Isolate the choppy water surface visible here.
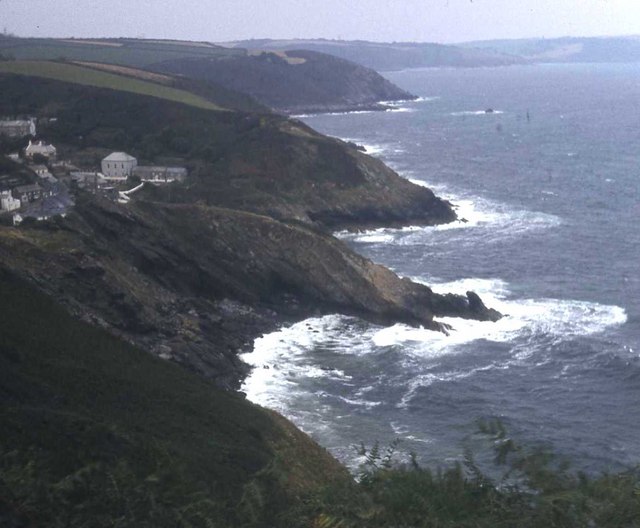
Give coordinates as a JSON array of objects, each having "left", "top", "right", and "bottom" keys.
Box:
[{"left": 242, "top": 64, "right": 640, "bottom": 472}]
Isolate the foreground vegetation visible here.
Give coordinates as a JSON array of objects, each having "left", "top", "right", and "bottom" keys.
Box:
[{"left": 315, "top": 427, "right": 640, "bottom": 528}]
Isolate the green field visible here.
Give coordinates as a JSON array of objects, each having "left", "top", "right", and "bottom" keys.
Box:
[
  {"left": 0, "top": 61, "right": 224, "bottom": 111},
  {"left": 0, "top": 37, "right": 244, "bottom": 67}
]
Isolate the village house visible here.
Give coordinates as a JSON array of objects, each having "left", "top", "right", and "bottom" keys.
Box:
[
  {"left": 24, "top": 140, "right": 57, "bottom": 161},
  {"left": 101, "top": 152, "right": 137, "bottom": 181},
  {"left": 70, "top": 171, "right": 107, "bottom": 192},
  {"left": 0, "top": 118, "right": 36, "bottom": 138},
  {"left": 132, "top": 165, "right": 188, "bottom": 184},
  {"left": 0, "top": 190, "right": 21, "bottom": 212},
  {"left": 28, "top": 164, "right": 55, "bottom": 181},
  {"left": 13, "top": 183, "right": 43, "bottom": 203}
]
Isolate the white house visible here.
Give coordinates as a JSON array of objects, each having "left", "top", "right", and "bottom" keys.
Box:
[
  {"left": 101, "top": 152, "right": 138, "bottom": 181},
  {"left": 24, "top": 140, "right": 57, "bottom": 160},
  {"left": 0, "top": 118, "right": 36, "bottom": 138},
  {"left": 0, "top": 190, "right": 21, "bottom": 212}
]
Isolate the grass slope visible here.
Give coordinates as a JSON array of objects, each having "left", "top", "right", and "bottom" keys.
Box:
[
  {"left": 0, "top": 36, "right": 244, "bottom": 68},
  {"left": 0, "top": 61, "right": 223, "bottom": 111},
  {"left": 0, "top": 269, "right": 352, "bottom": 527}
]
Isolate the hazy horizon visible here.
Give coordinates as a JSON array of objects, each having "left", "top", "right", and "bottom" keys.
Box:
[{"left": 2, "top": 0, "right": 639, "bottom": 45}]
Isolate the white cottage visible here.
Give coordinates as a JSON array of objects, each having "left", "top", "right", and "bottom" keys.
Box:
[
  {"left": 24, "top": 140, "right": 57, "bottom": 160},
  {"left": 0, "top": 190, "right": 21, "bottom": 212},
  {"left": 101, "top": 152, "right": 138, "bottom": 181}
]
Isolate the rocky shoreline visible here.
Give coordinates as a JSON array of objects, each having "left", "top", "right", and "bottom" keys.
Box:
[{"left": 0, "top": 195, "right": 500, "bottom": 391}]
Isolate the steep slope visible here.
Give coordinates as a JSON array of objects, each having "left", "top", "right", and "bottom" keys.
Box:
[
  {"left": 0, "top": 196, "right": 499, "bottom": 390},
  {"left": 228, "top": 39, "right": 527, "bottom": 71},
  {"left": 0, "top": 269, "right": 355, "bottom": 527},
  {"left": 0, "top": 72, "right": 453, "bottom": 231},
  {"left": 151, "top": 49, "right": 416, "bottom": 113}
]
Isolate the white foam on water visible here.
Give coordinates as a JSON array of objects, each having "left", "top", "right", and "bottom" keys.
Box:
[
  {"left": 410, "top": 176, "right": 561, "bottom": 234},
  {"left": 386, "top": 107, "right": 416, "bottom": 113},
  {"left": 379, "top": 96, "right": 439, "bottom": 106},
  {"left": 336, "top": 184, "right": 562, "bottom": 245},
  {"left": 336, "top": 137, "right": 396, "bottom": 157},
  {"left": 451, "top": 110, "right": 505, "bottom": 116},
  {"left": 243, "top": 276, "right": 627, "bottom": 413},
  {"left": 291, "top": 110, "right": 376, "bottom": 118},
  {"left": 372, "top": 277, "right": 627, "bottom": 361},
  {"left": 241, "top": 314, "right": 371, "bottom": 409}
]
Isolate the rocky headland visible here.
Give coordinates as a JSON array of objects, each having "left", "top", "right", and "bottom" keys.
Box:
[
  {"left": 150, "top": 48, "right": 417, "bottom": 114},
  {"left": 0, "top": 195, "right": 499, "bottom": 390}
]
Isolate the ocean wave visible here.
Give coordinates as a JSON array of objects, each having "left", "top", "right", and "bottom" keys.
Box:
[
  {"left": 379, "top": 96, "right": 440, "bottom": 106},
  {"left": 336, "top": 190, "right": 562, "bottom": 245},
  {"left": 373, "top": 277, "right": 627, "bottom": 358},
  {"left": 451, "top": 110, "right": 505, "bottom": 116},
  {"left": 242, "top": 276, "right": 627, "bottom": 413},
  {"left": 291, "top": 109, "right": 376, "bottom": 118},
  {"left": 386, "top": 107, "right": 416, "bottom": 113},
  {"left": 240, "top": 314, "right": 368, "bottom": 409}
]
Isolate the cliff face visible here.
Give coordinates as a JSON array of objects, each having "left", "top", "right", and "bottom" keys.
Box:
[
  {"left": 0, "top": 197, "right": 498, "bottom": 390},
  {"left": 151, "top": 49, "right": 417, "bottom": 113}
]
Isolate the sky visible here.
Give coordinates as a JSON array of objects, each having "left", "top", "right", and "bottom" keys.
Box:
[{"left": 1, "top": 0, "right": 639, "bottom": 44}]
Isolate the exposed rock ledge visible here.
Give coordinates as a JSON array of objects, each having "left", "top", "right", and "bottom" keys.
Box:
[{"left": 0, "top": 196, "right": 500, "bottom": 390}]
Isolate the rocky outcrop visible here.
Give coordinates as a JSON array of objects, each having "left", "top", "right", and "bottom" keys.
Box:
[
  {"left": 141, "top": 117, "right": 457, "bottom": 231},
  {"left": 0, "top": 196, "right": 499, "bottom": 389}
]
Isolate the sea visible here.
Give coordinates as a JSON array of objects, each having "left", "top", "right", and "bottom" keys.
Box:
[{"left": 241, "top": 63, "right": 640, "bottom": 474}]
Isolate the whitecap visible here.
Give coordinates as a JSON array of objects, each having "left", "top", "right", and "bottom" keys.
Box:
[
  {"left": 386, "top": 107, "right": 416, "bottom": 113},
  {"left": 372, "top": 276, "right": 627, "bottom": 360},
  {"left": 241, "top": 314, "right": 372, "bottom": 408},
  {"left": 451, "top": 110, "right": 505, "bottom": 116},
  {"left": 336, "top": 189, "right": 561, "bottom": 245}
]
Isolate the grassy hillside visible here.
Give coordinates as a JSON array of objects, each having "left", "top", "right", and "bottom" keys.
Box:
[
  {"left": 0, "top": 269, "right": 353, "bottom": 527},
  {"left": 0, "top": 36, "right": 244, "bottom": 67},
  {"left": 0, "top": 61, "right": 224, "bottom": 111}
]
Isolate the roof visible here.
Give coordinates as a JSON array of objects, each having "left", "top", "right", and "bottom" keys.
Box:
[
  {"left": 15, "top": 183, "right": 41, "bottom": 193},
  {"left": 25, "top": 141, "right": 56, "bottom": 152},
  {"left": 0, "top": 120, "right": 32, "bottom": 126},
  {"left": 103, "top": 152, "right": 137, "bottom": 162}
]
